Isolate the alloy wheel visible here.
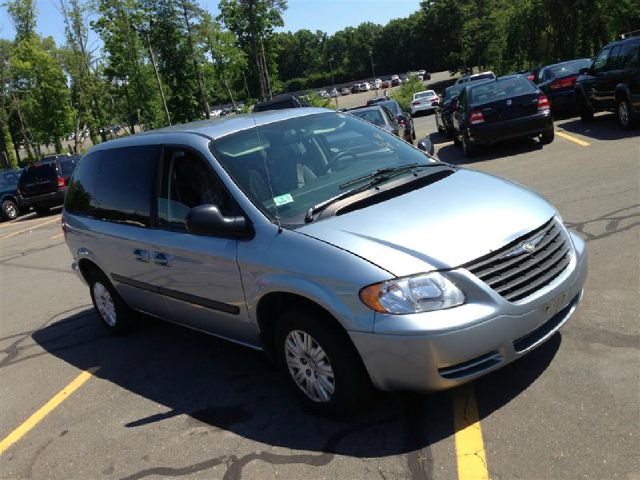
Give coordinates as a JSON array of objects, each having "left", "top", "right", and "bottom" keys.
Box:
[
  {"left": 618, "top": 101, "right": 629, "bottom": 127},
  {"left": 93, "top": 282, "right": 117, "bottom": 327}
]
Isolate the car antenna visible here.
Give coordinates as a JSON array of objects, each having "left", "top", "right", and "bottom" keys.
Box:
[{"left": 250, "top": 108, "right": 283, "bottom": 234}]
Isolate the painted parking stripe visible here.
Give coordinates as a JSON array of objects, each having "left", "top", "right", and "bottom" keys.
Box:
[
  {"left": 49, "top": 232, "right": 65, "bottom": 240},
  {"left": 0, "top": 368, "right": 98, "bottom": 455},
  {"left": 0, "top": 217, "right": 60, "bottom": 241},
  {"left": 556, "top": 131, "right": 591, "bottom": 147},
  {"left": 453, "top": 384, "right": 489, "bottom": 480}
]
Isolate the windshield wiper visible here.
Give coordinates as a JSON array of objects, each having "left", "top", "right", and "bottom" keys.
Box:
[
  {"left": 305, "top": 163, "right": 444, "bottom": 223},
  {"left": 338, "top": 163, "right": 438, "bottom": 190}
]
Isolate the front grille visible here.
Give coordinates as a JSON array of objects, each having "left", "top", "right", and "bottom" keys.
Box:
[{"left": 464, "top": 218, "right": 571, "bottom": 302}]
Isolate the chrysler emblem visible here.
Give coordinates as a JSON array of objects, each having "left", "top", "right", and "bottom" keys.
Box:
[
  {"left": 506, "top": 99, "right": 512, "bottom": 106},
  {"left": 522, "top": 242, "right": 536, "bottom": 253},
  {"left": 502, "top": 233, "right": 545, "bottom": 258}
]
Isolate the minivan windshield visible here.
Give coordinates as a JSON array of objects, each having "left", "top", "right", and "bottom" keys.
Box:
[{"left": 210, "top": 112, "right": 438, "bottom": 225}]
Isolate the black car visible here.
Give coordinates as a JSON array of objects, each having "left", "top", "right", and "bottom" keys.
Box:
[
  {"left": 574, "top": 34, "right": 639, "bottom": 128},
  {"left": 18, "top": 155, "right": 78, "bottom": 215},
  {"left": 375, "top": 99, "right": 416, "bottom": 143},
  {"left": 349, "top": 105, "right": 402, "bottom": 138},
  {"left": 452, "top": 75, "right": 554, "bottom": 156},
  {"left": 536, "top": 58, "right": 592, "bottom": 112},
  {"left": 253, "top": 94, "right": 305, "bottom": 112},
  {"left": 0, "top": 169, "right": 23, "bottom": 221},
  {"left": 435, "top": 84, "right": 465, "bottom": 138}
]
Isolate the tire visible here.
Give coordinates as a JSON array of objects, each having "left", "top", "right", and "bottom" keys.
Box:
[
  {"left": 1, "top": 199, "right": 19, "bottom": 221},
  {"left": 88, "top": 270, "right": 135, "bottom": 334},
  {"left": 462, "top": 134, "right": 476, "bottom": 157},
  {"left": 540, "top": 128, "right": 555, "bottom": 144},
  {"left": 616, "top": 97, "right": 636, "bottom": 129},
  {"left": 34, "top": 206, "right": 50, "bottom": 216},
  {"left": 453, "top": 130, "right": 462, "bottom": 147},
  {"left": 577, "top": 93, "right": 594, "bottom": 122},
  {"left": 275, "top": 305, "right": 372, "bottom": 416}
]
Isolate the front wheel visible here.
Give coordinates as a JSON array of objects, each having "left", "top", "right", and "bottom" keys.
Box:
[
  {"left": 1, "top": 199, "right": 19, "bottom": 221},
  {"left": 275, "top": 306, "right": 372, "bottom": 416},
  {"left": 616, "top": 97, "right": 636, "bottom": 129},
  {"left": 540, "top": 128, "right": 555, "bottom": 144}
]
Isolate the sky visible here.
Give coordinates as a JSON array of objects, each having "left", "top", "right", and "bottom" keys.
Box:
[{"left": 0, "top": 0, "right": 422, "bottom": 46}]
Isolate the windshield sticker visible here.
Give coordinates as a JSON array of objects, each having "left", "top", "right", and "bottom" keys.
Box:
[{"left": 273, "top": 193, "right": 294, "bottom": 206}]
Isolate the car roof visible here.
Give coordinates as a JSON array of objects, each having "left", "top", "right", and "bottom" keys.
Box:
[
  {"left": 542, "top": 58, "right": 591, "bottom": 69},
  {"left": 604, "top": 36, "right": 640, "bottom": 48},
  {"left": 89, "top": 107, "right": 332, "bottom": 151},
  {"left": 350, "top": 106, "right": 384, "bottom": 113}
]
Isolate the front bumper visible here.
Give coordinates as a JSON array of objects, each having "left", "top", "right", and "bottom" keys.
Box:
[
  {"left": 468, "top": 111, "right": 553, "bottom": 146},
  {"left": 350, "top": 230, "right": 587, "bottom": 392}
]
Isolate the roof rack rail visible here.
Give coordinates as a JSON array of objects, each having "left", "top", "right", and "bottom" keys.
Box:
[{"left": 620, "top": 30, "right": 640, "bottom": 39}]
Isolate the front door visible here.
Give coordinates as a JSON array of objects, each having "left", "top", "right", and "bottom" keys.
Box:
[{"left": 149, "top": 146, "right": 257, "bottom": 345}]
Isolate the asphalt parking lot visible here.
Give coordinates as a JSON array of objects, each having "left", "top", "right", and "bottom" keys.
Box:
[{"left": 0, "top": 106, "right": 638, "bottom": 479}]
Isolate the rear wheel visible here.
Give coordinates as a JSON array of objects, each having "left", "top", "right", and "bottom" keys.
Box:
[
  {"left": 1, "top": 199, "right": 19, "bottom": 221},
  {"left": 540, "top": 128, "right": 555, "bottom": 144},
  {"left": 616, "top": 97, "right": 635, "bottom": 129},
  {"left": 34, "top": 206, "right": 50, "bottom": 216},
  {"left": 275, "top": 306, "right": 372, "bottom": 416},
  {"left": 453, "top": 130, "right": 462, "bottom": 147},
  {"left": 88, "top": 270, "right": 135, "bottom": 333},
  {"left": 462, "top": 134, "right": 476, "bottom": 157}
]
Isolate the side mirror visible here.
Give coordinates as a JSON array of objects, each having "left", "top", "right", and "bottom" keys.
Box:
[
  {"left": 397, "top": 113, "right": 407, "bottom": 122},
  {"left": 579, "top": 67, "right": 590, "bottom": 75},
  {"left": 186, "top": 204, "right": 252, "bottom": 239},
  {"left": 417, "top": 138, "right": 435, "bottom": 156}
]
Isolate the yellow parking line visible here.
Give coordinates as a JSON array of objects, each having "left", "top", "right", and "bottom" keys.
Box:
[
  {"left": 556, "top": 130, "right": 590, "bottom": 147},
  {"left": 49, "top": 232, "right": 64, "bottom": 240},
  {"left": 453, "top": 384, "right": 489, "bottom": 480},
  {"left": 0, "top": 368, "right": 98, "bottom": 455},
  {"left": 0, "top": 217, "right": 59, "bottom": 241}
]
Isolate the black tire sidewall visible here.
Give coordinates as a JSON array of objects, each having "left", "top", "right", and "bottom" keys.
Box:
[
  {"left": 275, "top": 306, "right": 371, "bottom": 416},
  {"left": 88, "top": 270, "right": 133, "bottom": 334},
  {"left": 616, "top": 98, "right": 635, "bottom": 129}
]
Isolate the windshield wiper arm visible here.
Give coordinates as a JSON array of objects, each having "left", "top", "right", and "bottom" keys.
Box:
[
  {"left": 338, "top": 163, "right": 438, "bottom": 190},
  {"left": 305, "top": 180, "right": 382, "bottom": 223}
]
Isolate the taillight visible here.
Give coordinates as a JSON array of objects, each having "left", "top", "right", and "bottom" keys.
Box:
[
  {"left": 527, "top": 74, "right": 535, "bottom": 81},
  {"left": 398, "top": 119, "right": 406, "bottom": 126},
  {"left": 412, "top": 101, "right": 421, "bottom": 105},
  {"left": 57, "top": 176, "right": 66, "bottom": 188},
  {"left": 538, "top": 95, "right": 550, "bottom": 112},
  {"left": 549, "top": 75, "right": 577, "bottom": 90},
  {"left": 470, "top": 109, "right": 485, "bottom": 125}
]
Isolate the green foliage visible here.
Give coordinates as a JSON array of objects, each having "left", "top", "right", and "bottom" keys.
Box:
[
  {"left": 303, "top": 91, "right": 333, "bottom": 109},
  {"left": 391, "top": 76, "right": 425, "bottom": 111}
]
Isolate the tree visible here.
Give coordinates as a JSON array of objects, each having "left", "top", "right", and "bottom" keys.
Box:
[{"left": 217, "top": 0, "right": 287, "bottom": 99}]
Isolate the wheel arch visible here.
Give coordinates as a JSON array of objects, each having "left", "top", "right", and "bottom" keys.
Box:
[{"left": 614, "top": 84, "right": 631, "bottom": 102}]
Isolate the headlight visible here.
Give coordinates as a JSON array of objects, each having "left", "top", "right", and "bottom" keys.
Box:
[{"left": 359, "top": 272, "right": 465, "bottom": 314}]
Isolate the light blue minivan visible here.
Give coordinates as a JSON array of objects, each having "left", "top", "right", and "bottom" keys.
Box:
[{"left": 63, "top": 108, "right": 587, "bottom": 414}]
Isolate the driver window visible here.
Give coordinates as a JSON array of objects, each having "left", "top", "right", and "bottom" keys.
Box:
[
  {"left": 157, "top": 147, "right": 231, "bottom": 230},
  {"left": 592, "top": 48, "right": 610, "bottom": 72}
]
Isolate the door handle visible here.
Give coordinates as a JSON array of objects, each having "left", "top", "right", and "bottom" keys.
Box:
[
  {"left": 133, "top": 249, "right": 150, "bottom": 263},
  {"left": 153, "top": 252, "right": 172, "bottom": 267}
]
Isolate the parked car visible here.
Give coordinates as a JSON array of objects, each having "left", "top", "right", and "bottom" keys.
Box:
[
  {"left": 63, "top": 107, "right": 587, "bottom": 415},
  {"left": 253, "top": 94, "right": 305, "bottom": 112},
  {"left": 330, "top": 88, "right": 339, "bottom": 98},
  {"left": 452, "top": 74, "right": 554, "bottom": 156},
  {"left": 349, "top": 105, "right": 401, "bottom": 137},
  {"left": 423, "top": 71, "right": 431, "bottom": 81},
  {"left": 340, "top": 88, "right": 351, "bottom": 96},
  {"left": 0, "top": 169, "right": 23, "bottom": 221},
  {"left": 536, "top": 59, "right": 592, "bottom": 112},
  {"left": 391, "top": 75, "right": 401, "bottom": 87},
  {"left": 366, "top": 97, "right": 387, "bottom": 106},
  {"left": 351, "top": 84, "right": 360, "bottom": 94},
  {"left": 574, "top": 34, "right": 639, "bottom": 128},
  {"left": 358, "top": 82, "right": 371, "bottom": 92},
  {"left": 373, "top": 79, "right": 382, "bottom": 89},
  {"left": 381, "top": 80, "right": 391, "bottom": 88},
  {"left": 410, "top": 90, "right": 440, "bottom": 116},
  {"left": 17, "top": 155, "right": 79, "bottom": 215},
  {"left": 376, "top": 99, "right": 416, "bottom": 143},
  {"left": 455, "top": 71, "right": 496, "bottom": 85},
  {"left": 435, "top": 84, "right": 465, "bottom": 138}
]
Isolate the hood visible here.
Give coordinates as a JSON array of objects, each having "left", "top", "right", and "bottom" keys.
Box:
[{"left": 297, "top": 169, "right": 556, "bottom": 276}]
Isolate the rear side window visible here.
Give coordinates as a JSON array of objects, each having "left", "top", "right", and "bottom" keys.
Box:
[
  {"left": 352, "top": 110, "right": 385, "bottom": 126},
  {"left": 608, "top": 45, "right": 623, "bottom": 69},
  {"left": 65, "top": 152, "right": 101, "bottom": 215},
  {"left": 623, "top": 43, "right": 640, "bottom": 68},
  {"left": 93, "top": 146, "right": 160, "bottom": 227},
  {"left": 19, "top": 164, "right": 56, "bottom": 186},
  {"left": 58, "top": 158, "right": 77, "bottom": 176}
]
